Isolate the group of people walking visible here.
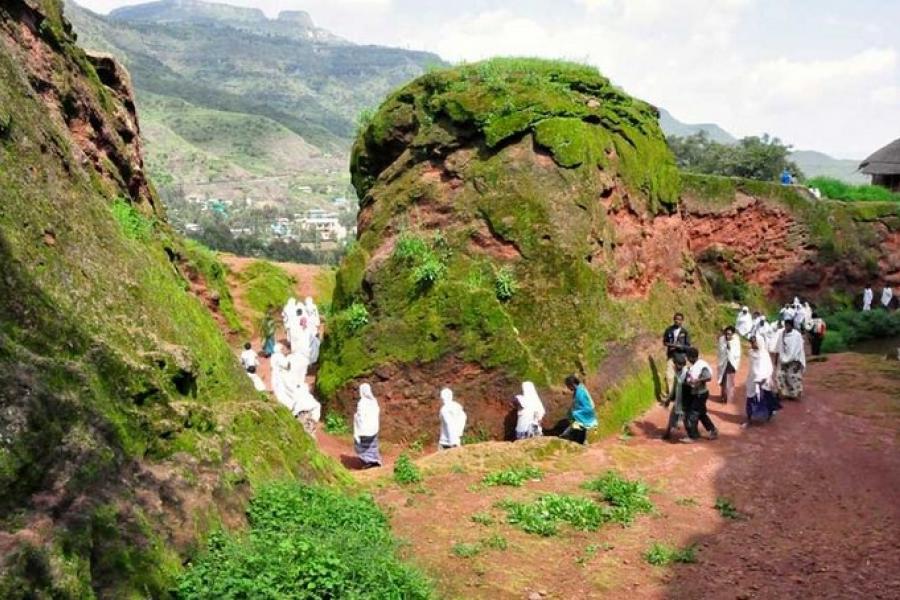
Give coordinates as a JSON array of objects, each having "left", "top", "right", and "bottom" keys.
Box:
[
  {"left": 862, "top": 284, "right": 894, "bottom": 311},
  {"left": 661, "top": 300, "right": 816, "bottom": 443}
]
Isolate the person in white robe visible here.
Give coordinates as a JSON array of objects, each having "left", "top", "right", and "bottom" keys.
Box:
[
  {"left": 304, "top": 296, "right": 320, "bottom": 332},
  {"left": 882, "top": 286, "right": 894, "bottom": 309},
  {"left": 292, "top": 382, "right": 321, "bottom": 435},
  {"left": 776, "top": 320, "right": 806, "bottom": 400},
  {"left": 863, "top": 286, "right": 874, "bottom": 311},
  {"left": 239, "top": 342, "right": 259, "bottom": 372},
  {"left": 270, "top": 344, "right": 294, "bottom": 410},
  {"left": 246, "top": 366, "right": 267, "bottom": 392},
  {"left": 743, "top": 334, "right": 775, "bottom": 426},
  {"left": 735, "top": 306, "right": 754, "bottom": 339},
  {"left": 514, "top": 381, "right": 545, "bottom": 440},
  {"left": 353, "top": 383, "right": 382, "bottom": 467},
  {"left": 438, "top": 388, "right": 467, "bottom": 449},
  {"left": 716, "top": 326, "right": 741, "bottom": 403}
]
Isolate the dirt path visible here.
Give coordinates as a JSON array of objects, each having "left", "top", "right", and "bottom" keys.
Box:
[{"left": 360, "top": 353, "right": 900, "bottom": 599}]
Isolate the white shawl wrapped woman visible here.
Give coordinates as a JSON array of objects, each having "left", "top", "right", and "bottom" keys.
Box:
[
  {"left": 717, "top": 331, "right": 741, "bottom": 403},
  {"left": 438, "top": 388, "right": 467, "bottom": 449},
  {"left": 353, "top": 383, "right": 382, "bottom": 467},
  {"left": 515, "top": 381, "right": 546, "bottom": 440}
]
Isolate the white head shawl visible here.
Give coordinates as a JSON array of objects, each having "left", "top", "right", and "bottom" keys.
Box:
[
  {"left": 749, "top": 335, "right": 773, "bottom": 383},
  {"left": 360, "top": 382, "right": 376, "bottom": 402},
  {"left": 273, "top": 343, "right": 285, "bottom": 356},
  {"left": 292, "top": 382, "right": 321, "bottom": 418},
  {"left": 440, "top": 387, "right": 454, "bottom": 404},
  {"left": 354, "top": 383, "right": 379, "bottom": 439},
  {"left": 521, "top": 381, "right": 545, "bottom": 419}
]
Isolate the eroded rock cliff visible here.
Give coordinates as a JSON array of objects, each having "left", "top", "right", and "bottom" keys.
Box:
[{"left": 0, "top": 2, "right": 340, "bottom": 597}]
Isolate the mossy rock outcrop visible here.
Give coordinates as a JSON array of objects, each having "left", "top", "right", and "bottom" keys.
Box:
[
  {"left": 320, "top": 59, "right": 712, "bottom": 441},
  {"left": 0, "top": 2, "right": 343, "bottom": 597}
]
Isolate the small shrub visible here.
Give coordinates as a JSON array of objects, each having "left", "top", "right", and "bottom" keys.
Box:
[
  {"left": 481, "top": 466, "right": 543, "bottom": 488},
  {"left": 480, "top": 534, "right": 508, "bottom": 551},
  {"left": 451, "top": 542, "right": 481, "bottom": 558},
  {"left": 461, "top": 426, "right": 491, "bottom": 445},
  {"left": 412, "top": 255, "right": 446, "bottom": 290},
  {"left": 323, "top": 412, "right": 350, "bottom": 435},
  {"left": 494, "top": 266, "right": 518, "bottom": 301},
  {"left": 582, "top": 471, "right": 654, "bottom": 523},
  {"left": 645, "top": 542, "right": 697, "bottom": 566},
  {"left": 394, "top": 453, "right": 422, "bottom": 485},
  {"left": 714, "top": 497, "right": 742, "bottom": 520},
  {"left": 394, "top": 233, "right": 430, "bottom": 262},
  {"left": 110, "top": 198, "right": 152, "bottom": 240},
  {"left": 347, "top": 302, "right": 370, "bottom": 329},
  {"left": 470, "top": 512, "right": 495, "bottom": 526}
]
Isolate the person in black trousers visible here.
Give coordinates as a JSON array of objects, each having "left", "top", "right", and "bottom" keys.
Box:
[
  {"left": 683, "top": 347, "right": 718, "bottom": 442},
  {"left": 662, "top": 312, "right": 691, "bottom": 399}
]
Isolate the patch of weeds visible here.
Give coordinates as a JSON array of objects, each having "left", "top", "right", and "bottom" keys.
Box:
[
  {"left": 461, "top": 426, "right": 491, "bottom": 445},
  {"left": 450, "top": 463, "right": 467, "bottom": 475},
  {"left": 499, "top": 494, "right": 606, "bottom": 537},
  {"left": 323, "top": 412, "right": 350, "bottom": 435},
  {"left": 494, "top": 266, "right": 518, "bottom": 302},
  {"left": 618, "top": 423, "right": 634, "bottom": 440},
  {"left": 393, "top": 453, "right": 423, "bottom": 485},
  {"left": 575, "top": 543, "right": 609, "bottom": 566},
  {"left": 408, "top": 433, "right": 430, "bottom": 454},
  {"left": 480, "top": 534, "right": 508, "bottom": 551},
  {"left": 582, "top": 471, "right": 654, "bottom": 523},
  {"left": 644, "top": 542, "right": 697, "bottom": 566},
  {"left": 451, "top": 542, "right": 481, "bottom": 559},
  {"left": 675, "top": 497, "right": 698, "bottom": 507},
  {"left": 481, "top": 465, "right": 543, "bottom": 488},
  {"left": 111, "top": 198, "right": 152, "bottom": 240},
  {"left": 714, "top": 497, "right": 742, "bottom": 520},
  {"left": 470, "top": 512, "right": 495, "bottom": 526}
]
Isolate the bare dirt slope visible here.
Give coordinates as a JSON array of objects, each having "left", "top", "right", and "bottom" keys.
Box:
[{"left": 363, "top": 353, "right": 900, "bottom": 600}]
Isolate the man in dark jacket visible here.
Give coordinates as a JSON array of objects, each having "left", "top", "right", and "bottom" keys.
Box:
[{"left": 662, "top": 312, "right": 691, "bottom": 399}]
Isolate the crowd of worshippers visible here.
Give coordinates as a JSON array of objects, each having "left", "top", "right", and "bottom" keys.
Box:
[{"left": 660, "top": 298, "right": 828, "bottom": 443}]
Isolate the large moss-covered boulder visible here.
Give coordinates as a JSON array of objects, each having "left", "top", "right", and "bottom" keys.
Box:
[
  {"left": 319, "top": 59, "right": 712, "bottom": 440},
  {"left": 0, "top": 2, "right": 342, "bottom": 597}
]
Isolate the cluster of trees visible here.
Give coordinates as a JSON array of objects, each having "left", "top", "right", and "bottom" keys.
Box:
[
  {"left": 188, "top": 219, "right": 345, "bottom": 265},
  {"left": 667, "top": 132, "right": 804, "bottom": 182}
]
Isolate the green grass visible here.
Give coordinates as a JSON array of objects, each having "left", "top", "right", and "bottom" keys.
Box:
[
  {"left": 714, "top": 497, "right": 742, "bottom": 520},
  {"left": 819, "top": 309, "right": 900, "bottom": 353},
  {"left": 480, "top": 533, "right": 508, "bottom": 551},
  {"left": 239, "top": 260, "right": 297, "bottom": 319},
  {"left": 177, "top": 483, "right": 432, "bottom": 598},
  {"left": 644, "top": 542, "right": 698, "bottom": 566},
  {"left": 110, "top": 198, "right": 153, "bottom": 240},
  {"left": 808, "top": 176, "right": 900, "bottom": 203},
  {"left": 582, "top": 471, "right": 654, "bottom": 523},
  {"left": 451, "top": 542, "right": 481, "bottom": 559},
  {"left": 481, "top": 466, "right": 543, "bottom": 488},
  {"left": 470, "top": 512, "right": 495, "bottom": 526},
  {"left": 393, "top": 453, "right": 423, "bottom": 485}
]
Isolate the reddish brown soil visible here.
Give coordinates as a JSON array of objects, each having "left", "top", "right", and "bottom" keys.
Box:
[{"left": 357, "top": 352, "right": 900, "bottom": 599}]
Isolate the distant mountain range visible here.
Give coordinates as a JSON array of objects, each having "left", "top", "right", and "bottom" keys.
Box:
[{"left": 66, "top": 0, "right": 867, "bottom": 203}]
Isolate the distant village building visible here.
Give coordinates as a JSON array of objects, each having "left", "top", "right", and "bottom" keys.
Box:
[
  {"left": 297, "top": 209, "right": 347, "bottom": 241},
  {"left": 859, "top": 137, "right": 900, "bottom": 192},
  {"left": 184, "top": 223, "right": 202, "bottom": 233}
]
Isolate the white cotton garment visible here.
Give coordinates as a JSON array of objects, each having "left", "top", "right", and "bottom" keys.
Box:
[
  {"left": 882, "top": 287, "right": 894, "bottom": 307},
  {"left": 515, "top": 381, "right": 545, "bottom": 435},
  {"left": 735, "top": 308, "right": 753, "bottom": 338},
  {"left": 270, "top": 345, "right": 294, "bottom": 410},
  {"left": 717, "top": 335, "right": 741, "bottom": 379},
  {"left": 290, "top": 321, "right": 312, "bottom": 358},
  {"left": 778, "top": 329, "right": 806, "bottom": 368},
  {"left": 863, "top": 288, "right": 873, "bottom": 310},
  {"left": 747, "top": 337, "right": 774, "bottom": 399},
  {"left": 304, "top": 296, "right": 320, "bottom": 331},
  {"left": 240, "top": 348, "right": 258, "bottom": 370},
  {"left": 353, "top": 383, "right": 380, "bottom": 441},
  {"left": 247, "top": 372, "right": 267, "bottom": 392},
  {"left": 689, "top": 358, "right": 712, "bottom": 381},
  {"left": 292, "top": 383, "right": 321, "bottom": 421},
  {"left": 439, "top": 388, "right": 467, "bottom": 447}
]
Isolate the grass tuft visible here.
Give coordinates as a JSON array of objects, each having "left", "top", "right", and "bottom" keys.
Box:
[
  {"left": 394, "top": 453, "right": 423, "bottom": 485},
  {"left": 481, "top": 465, "right": 543, "bottom": 488},
  {"left": 644, "top": 542, "right": 698, "bottom": 566}
]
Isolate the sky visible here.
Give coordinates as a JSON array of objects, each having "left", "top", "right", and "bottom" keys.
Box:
[{"left": 76, "top": 0, "right": 900, "bottom": 159}]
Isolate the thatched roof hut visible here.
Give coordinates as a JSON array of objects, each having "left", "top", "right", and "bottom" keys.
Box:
[{"left": 859, "top": 137, "right": 900, "bottom": 191}]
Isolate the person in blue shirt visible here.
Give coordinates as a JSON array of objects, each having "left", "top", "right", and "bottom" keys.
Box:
[
  {"left": 560, "top": 375, "right": 598, "bottom": 444},
  {"left": 780, "top": 169, "right": 793, "bottom": 185}
]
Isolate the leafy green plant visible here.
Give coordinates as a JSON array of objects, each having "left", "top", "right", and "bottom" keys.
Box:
[
  {"left": 177, "top": 483, "right": 432, "bottom": 598},
  {"left": 494, "top": 266, "right": 518, "bottom": 302},
  {"left": 481, "top": 466, "right": 543, "bottom": 488},
  {"left": 412, "top": 255, "right": 447, "bottom": 290},
  {"left": 470, "top": 512, "right": 495, "bottom": 526},
  {"left": 819, "top": 309, "right": 900, "bottom": 353},
  {"left": 499, "top": 494, "right": 607, "bottom": 537},
  {"left": 582, "top": 471, "right": 654, "bottom": 523},
  {"left": 335, "top": 301, "right": 370, "bottom": 335},
  {"left": 644, "top": 542, "right": 697, "bottom": 566},
  {"left": 675, "top": 497, "right": 698, "bottom": 507},
  {"left": 714, "top": 497, "right": 742, "bottom": 520},
  {"left": 323, "top": 412, "right": 350, "bottom": 435},
  {"left": 394, "top": 233, "right": 430, "bottom": 262},
  {"left": 461, "top": 426, "right": 491, "bottom": 445},
  {"left": 393, "top": 453, "right": 423, "bottom": 485},
  {"left": 110, "top": 198, "right": 153, "bottom": 240},
  {"left": 451, "top": 542, "right": 481, "bottom": 559}
]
